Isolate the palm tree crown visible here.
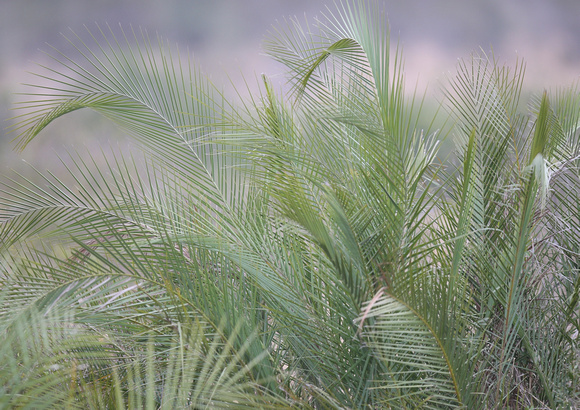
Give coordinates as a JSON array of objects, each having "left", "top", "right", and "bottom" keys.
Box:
[{"left": 1, "top": 1, "right": 579, "bottom": 408}]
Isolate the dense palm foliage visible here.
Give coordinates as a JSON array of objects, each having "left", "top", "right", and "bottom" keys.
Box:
[{"left": 2, "top": 1, "right": 579, "bottom": 408}]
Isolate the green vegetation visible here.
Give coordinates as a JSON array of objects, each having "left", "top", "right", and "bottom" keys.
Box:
[{"left": 1, "top": 1, "right": 579, "bottom": 408}]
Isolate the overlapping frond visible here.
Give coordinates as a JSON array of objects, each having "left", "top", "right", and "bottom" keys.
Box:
[{"left": 2, "top": 0, "right": 579, "bottom": 407}]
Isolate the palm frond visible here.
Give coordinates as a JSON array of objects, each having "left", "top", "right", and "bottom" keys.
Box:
[{"left": 2, "top": 1, "right": 579, "bottom": 407}]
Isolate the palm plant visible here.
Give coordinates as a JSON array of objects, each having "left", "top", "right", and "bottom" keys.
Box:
[{"left": 2, "top": 0, "right": 579, "bottom": 407}]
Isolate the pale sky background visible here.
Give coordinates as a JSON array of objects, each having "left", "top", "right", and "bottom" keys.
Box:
[{"left": 1, "top": 0, "right": 579, "bottom": 174}]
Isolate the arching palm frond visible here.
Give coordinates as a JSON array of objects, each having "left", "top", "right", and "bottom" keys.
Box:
[{"left": 2, "top": 1, "right": 579, "bottom": 408}]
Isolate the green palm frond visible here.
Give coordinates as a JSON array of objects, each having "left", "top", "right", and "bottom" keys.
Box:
[{"left": 2, "top": 0, "right": 579, "bottom": 407}]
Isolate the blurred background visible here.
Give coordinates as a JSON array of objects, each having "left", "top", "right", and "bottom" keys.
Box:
[{"left": 1, "top": 0, "right": 579, "bottom": 180}]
